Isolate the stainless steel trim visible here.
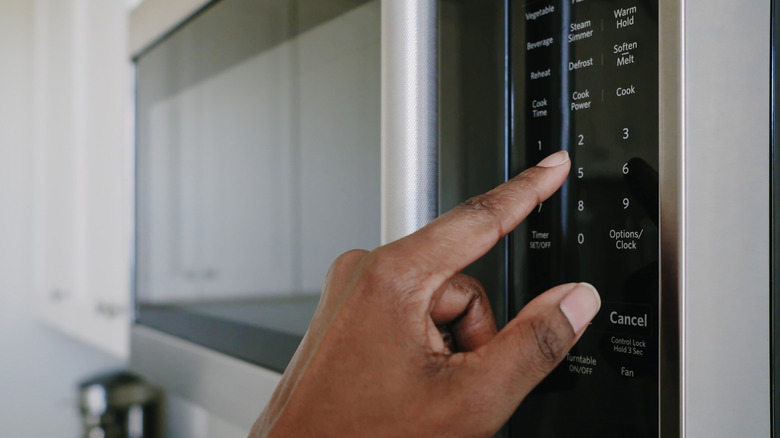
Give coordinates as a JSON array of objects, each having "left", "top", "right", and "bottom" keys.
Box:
[
  {"left": 682, "top": 0, "right": 771, "bottom": 436},
  {"left": 130, "top": 325, "right": 282, "bottom": 430},
  {"left": 658, "top": 0, "right": 684, "bottom": 436},
  {"left": 128, "top": 0, "right": 211, "bottom": 58},
  {"left": 381, "top": 0, "right": 439, "bottom": 244}
]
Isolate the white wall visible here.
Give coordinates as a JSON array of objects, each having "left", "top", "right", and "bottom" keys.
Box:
[
  {"left": 0, "top": 0, "right": 126, "bottom": 435},
  {"left": 0, "top": 2, "right": 245, "bottom": 436},
  {"left": 0, "top": 0, "right": 271, "bottom": 435}
]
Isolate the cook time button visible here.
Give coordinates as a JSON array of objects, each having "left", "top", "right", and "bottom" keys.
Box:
[{"left": 530, "top": 96, "right": 550, "bottom": 119}]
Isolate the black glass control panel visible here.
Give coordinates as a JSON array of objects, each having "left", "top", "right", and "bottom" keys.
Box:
[{"left": 509, "top": 0, "right": 659, "bottom": 436}]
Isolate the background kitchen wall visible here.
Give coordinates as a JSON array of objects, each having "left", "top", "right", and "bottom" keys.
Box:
[
  {"left": 0, "top": 0, "right": 125, "bottom": 435},
  {"left": 0, "top": 0, "right": 249, "bottom": 436}
]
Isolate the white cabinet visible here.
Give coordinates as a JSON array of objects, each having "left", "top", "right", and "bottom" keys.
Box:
[{"left": 31, "top": 0, "right": 133, "bottom": 358}]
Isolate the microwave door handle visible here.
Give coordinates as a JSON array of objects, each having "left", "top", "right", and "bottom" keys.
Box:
[{"left": 381, "top": 0, "right": 439, "bottom": 245}]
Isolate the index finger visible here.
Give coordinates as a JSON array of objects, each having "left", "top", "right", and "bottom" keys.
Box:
[{"left": 387, "top": 150, "right": 570, "bottom": 288}]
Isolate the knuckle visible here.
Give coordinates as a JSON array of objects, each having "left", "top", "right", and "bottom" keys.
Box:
[
  {"left": 527, "top": 317, "right": 569, "bottom": 368},
  {"left": 510, "top": 172, "right": 545, "bottom": 208},
  {"left": 460, "top": 194, "right": 503, "bottom": 217},
  {"left": 359, "top": 249, "right": 413, "bottom": 291},
  {"left": 423, "top": 352, "right": 453, "bottom": 379},
  {"left": 451, "top": 274, "right": 485, "bottom": 299},
  {"left": 361, "top": 249, "right": 395, "bottom": 277},
  {"left": 328, "top": 249, "right": 368, "bottom": 273},
  {"left": 458, "top": 194, "right": 506, "bottom": 235}
]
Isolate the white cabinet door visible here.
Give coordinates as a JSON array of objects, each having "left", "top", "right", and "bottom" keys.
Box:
[{"left": 32, "top": 0, "right": 132, "bottom": 358}]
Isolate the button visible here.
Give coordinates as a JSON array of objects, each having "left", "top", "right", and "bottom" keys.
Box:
[
  {"left": 615, "top": 84, "right": 637, "bottom": 97},
  {"left": 525, "top": 4, "right": 555, "bottom": 22},
  {"left": 527, "top": 36, "right": 555, "bottom": 51},
  {"left": 592, "top": 302, "right": 654, "bottom": 336},
  {"left": 568, "top": 56, "right": 595, "bottom": 72},
  {"left": 609, "top": 228, "right": 644, "bottom": 251},
  {"left": 564, "top": 353, "right": 598, "bottom": 376},
  {"left": 571, "top": 88, "right": 593, "bottom": 112},
  {"left": 531, "top": 97, "right": 549, "bottom": 118},
  {"left": 528, "top": 229, "right": 552, "bottom": 250},
  {"left": 530, "top": 68, "right": 552, "bottom": 80},
  {"left": 602, "top": 334, "right": 653, "bottom": 379},
  {"left": 613, "top": 40, "right": 639, "bottom": 67},
  {"left": 568, "top": 19, "right": 595, "bottom": 44},
  {"left": 614, "top": 5, "right": 638, "bottom": 30}
]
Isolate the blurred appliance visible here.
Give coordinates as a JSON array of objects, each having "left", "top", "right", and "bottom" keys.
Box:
[
  {"left": 79, "top": 371, "right": 162, "bottom": 438},
  {"left": 130, "top": 0, "right": 773, "bottom": 436}
]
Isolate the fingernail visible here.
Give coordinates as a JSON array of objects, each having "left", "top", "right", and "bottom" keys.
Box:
[
  {"left": 560, "top": 283, "right": 601, "bottom": 334},
  {"left": 536, "top": 150, "right": 569, "bottom": 168}
]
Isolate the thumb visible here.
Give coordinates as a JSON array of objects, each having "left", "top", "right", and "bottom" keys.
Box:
[{"left": 462, "top": 282, "right": 600, "bottom": 426}]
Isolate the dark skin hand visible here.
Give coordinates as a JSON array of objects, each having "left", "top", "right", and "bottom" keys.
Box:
[{"left": 249, "top": 150, "right": 601, "bottom": 437}]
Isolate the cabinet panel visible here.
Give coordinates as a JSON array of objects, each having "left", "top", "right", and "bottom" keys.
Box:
[{"left": 32, "top": 0, "right": 132, "bottom": 358}]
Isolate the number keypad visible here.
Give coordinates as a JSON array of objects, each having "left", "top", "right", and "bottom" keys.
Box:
[{"left": 511, "top": 1, "right": 660, "bottom": 436}]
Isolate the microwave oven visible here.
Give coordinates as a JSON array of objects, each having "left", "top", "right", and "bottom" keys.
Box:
[{"left": 130, "top": 0, "right": 773, "bottom": 436}]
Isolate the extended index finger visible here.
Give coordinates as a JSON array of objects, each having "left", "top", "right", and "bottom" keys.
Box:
[{"left": 386, "top": 150, "right": 571, "bottom": 290}]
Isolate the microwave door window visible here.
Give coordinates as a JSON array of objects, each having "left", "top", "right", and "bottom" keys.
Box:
[{"left": 135, "top": 0, "right": 380, "bottom": 371}]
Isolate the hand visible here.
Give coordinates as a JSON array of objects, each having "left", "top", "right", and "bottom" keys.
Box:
[{"left": 249, "top": 150, "right": 601, "bottom": 437}]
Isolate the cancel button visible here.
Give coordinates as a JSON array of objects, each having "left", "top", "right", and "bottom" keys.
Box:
[
  {"left": 591, "top": 302, "right": 654, "bottom": 335},
  {"left": 610, "top": 311, "right": 648, "bottom": 328}
]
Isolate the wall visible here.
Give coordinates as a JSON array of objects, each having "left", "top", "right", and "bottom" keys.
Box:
[
  {"left": 0, "top": 0, "right": 125, "bottom": 435},
  {"left": 0, "top": 1, "right": 246, "bottom": 436}
]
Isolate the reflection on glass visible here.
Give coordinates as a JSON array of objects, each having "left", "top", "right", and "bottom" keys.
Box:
[{"left": 135, "top": 0, "right": 380, "bottom": 370}]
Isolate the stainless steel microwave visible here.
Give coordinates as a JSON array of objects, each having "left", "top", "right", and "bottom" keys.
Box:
[{"left": 130, "top": 0, "right": 773, "bottom": 436}]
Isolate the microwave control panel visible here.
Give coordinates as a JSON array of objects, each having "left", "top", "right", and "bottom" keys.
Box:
[{"left": 510, "top": 0, "right": 659, "bottom": 436}]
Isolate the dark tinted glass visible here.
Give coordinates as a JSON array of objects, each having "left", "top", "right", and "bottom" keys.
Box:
[{"left": 510, "top": 1, "right": 660, "bottom": 436}]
